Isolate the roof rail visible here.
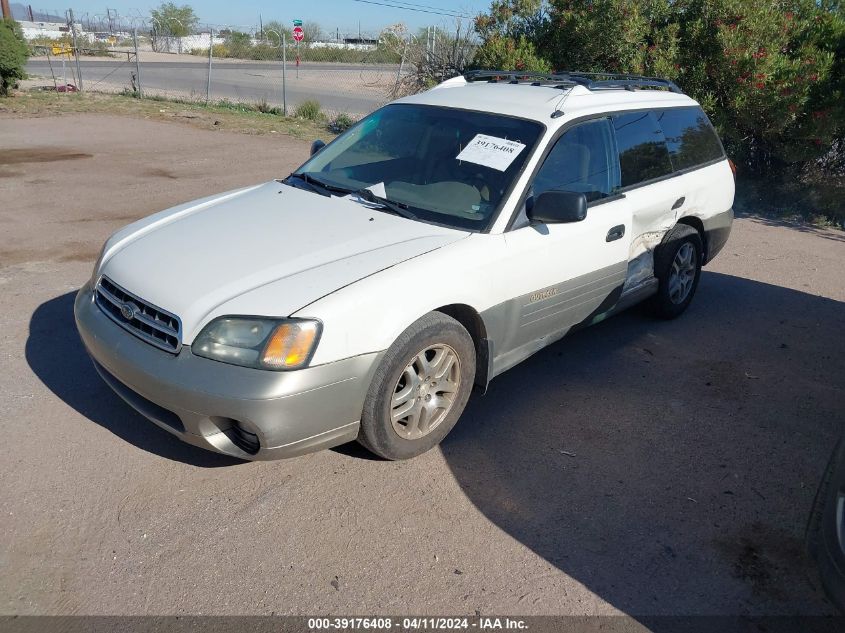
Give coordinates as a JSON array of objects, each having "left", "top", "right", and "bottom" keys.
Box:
[{"left": 463, "top": 70, "right": 684, "bottom": 94}]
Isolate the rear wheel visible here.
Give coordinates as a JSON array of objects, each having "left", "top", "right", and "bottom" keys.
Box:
[
  {"left": 358, "top": 312, "right": 475, "bottom": 460},
  {"left": 651, "top": 224, "right": 703, "bottom": 319}
]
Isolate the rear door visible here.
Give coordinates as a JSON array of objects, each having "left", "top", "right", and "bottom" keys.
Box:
[
  {"left": 609, "top": 110, "right": 686, "bottom": 288},
  {"left": 493, "top": 118, "right": 633, "bottom": 373}
]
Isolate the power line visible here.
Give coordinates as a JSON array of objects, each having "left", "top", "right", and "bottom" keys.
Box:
[
  {"left": 384, "top": 0, "right": 474, "bottom": 15},
  {"left": 350, "top": 0, "right": 472, "bottom": 19}
]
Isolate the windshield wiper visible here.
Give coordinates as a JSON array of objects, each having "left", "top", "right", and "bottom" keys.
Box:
[
  {"left": 285, "top": 172, "right": 349, "bottom": 197},
  {"left": 354, "top": 188, "right": 419, "bottom": 221}
]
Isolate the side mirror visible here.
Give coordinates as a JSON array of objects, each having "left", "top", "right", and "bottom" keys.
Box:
[
  {"left": 527, "top": 190, "right": 588, "bottom": 224},
  {"left": 310, "top": 139, "right": 326, "bottom": 156}
]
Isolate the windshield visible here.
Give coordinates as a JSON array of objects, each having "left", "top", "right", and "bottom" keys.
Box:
[{"left": 293, "top": 104, "right": 544, "bottom": 231}]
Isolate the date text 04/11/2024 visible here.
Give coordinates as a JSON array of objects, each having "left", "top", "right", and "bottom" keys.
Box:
[{"left": 306, "top": 617, "right": 528, "bottom": 630}]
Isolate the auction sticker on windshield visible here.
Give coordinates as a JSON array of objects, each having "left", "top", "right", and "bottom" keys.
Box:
[{"left": 456, "top": 134, "right": 527, "bottom": 171}]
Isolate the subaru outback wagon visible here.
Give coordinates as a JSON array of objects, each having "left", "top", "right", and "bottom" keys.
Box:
[{"left": 75, "top": 71, "right": 735, "bottom": 460}]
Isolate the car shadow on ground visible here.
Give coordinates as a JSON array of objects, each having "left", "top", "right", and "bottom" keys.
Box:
[
  {"left": 25, "top": 291, "right": 242, "bottom": 468},
  {"left": 441, "top": 271, "right": 844, "bottom": 619}
]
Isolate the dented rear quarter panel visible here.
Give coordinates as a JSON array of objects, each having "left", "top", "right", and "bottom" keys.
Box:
[{"left": 623, "top": 159, "right": 735, "bottom": 289}]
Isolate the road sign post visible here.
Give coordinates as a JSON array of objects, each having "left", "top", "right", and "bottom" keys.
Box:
[{"left": 293, "top": 21, "right": 304, "bottom": 79}]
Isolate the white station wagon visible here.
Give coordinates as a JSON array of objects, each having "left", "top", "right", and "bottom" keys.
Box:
[{"left": 75, "top": 71, "right": 735, "bottom": 460}]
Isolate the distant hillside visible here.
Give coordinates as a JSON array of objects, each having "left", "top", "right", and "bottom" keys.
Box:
[{"left": 11, "top": 3, "right": 65, "bottom": 23}]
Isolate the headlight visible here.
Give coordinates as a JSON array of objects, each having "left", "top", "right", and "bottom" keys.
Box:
[{"left": 192, "top": 317, "right": 321, "bottom": 371}]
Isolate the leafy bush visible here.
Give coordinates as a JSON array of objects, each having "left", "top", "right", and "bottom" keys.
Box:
[
  {"left": 471, "top": 34, "right": 550, "bottom": 72},
  {"left": 0, "top": 19, "right": 29, "bottom": 95},
  {"left": 295, "top": 99, "right": 323, "bottom": 121},
  {"left": 328, "top": 113, "right": 355, "bottom": 133},
  {"left": 190, "top": 41, "right": 400, "bottom": 64}
]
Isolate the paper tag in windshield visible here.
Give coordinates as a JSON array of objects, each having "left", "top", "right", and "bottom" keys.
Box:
[
  {"left": 365, "top": 181, "right": 386, "bottom": 198},
  {"left": 456, "top": 134, "right": 526, "bottom": 172}
]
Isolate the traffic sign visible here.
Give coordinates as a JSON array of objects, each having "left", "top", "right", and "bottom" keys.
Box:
[
  {"left": 293, "top": 19, "right": 302, "bottom": 26},
  {"left": 51, "top": 44, "right": 72, "bottom": 56},
  {"left": 292, "top": 25, "right": 304, "bottom": 42}
]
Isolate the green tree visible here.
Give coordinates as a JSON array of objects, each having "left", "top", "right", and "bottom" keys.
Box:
[
  {"left": 302, "top": 21, "right": 323, "bottom": 44},
  {"left": 150, "top": 2, "right": 199, "bottom": 37},
  {"left": 225, "top": 30, "right": 252, "bottom": 58},
  {"left": 474, "top": 1, "right": 551, "bottom": 71},
  {"left": 676, "top": 0, "right": 844, "bottom": 174},
  {"left": 0, "top": 19, "right": 28, "bottom": 96},
  {"left": 263, "top": 20, "right": 286, "bottom": 45}
]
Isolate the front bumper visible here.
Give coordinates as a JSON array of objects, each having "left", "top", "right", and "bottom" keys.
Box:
[{"left": 74, "top": 283, "right": 382, "bottom": 460}]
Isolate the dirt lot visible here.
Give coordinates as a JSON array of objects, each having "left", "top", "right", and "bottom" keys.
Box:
[{"left": 1, "top": 112, "right": 844, "bottom": 619}]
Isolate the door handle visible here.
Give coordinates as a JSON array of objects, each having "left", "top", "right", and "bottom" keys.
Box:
[
  {"left": 672, "top": 196, "right": 686, "bottom": 210},
  {"left": 606, "top": 225, "right": 625, "bottom": 242}
]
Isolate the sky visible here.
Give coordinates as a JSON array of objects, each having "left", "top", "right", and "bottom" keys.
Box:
[{"left": 30, "top": 1, "right": 493, "bottom": 34}]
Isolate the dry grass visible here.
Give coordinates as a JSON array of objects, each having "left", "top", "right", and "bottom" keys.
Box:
[{"left": 0, "top": 90, "right": 335, "bottom": 141}]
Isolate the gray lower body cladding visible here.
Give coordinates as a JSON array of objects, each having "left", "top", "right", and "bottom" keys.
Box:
[
  {"left": 481, "top": 261, "right": 628, "bottom": 377},
  {"left": 74, "top": 283, "right": 382, "bottom": 460},
  {"left": 703, "top": 208, "right": 733, "bottom": 264}
]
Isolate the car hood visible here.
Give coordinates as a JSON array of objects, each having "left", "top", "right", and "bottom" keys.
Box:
[{"left": 99, "top": 181, "right": 468, "bottom": 341}]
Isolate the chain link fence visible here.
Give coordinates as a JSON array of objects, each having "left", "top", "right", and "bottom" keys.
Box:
[
  {"left": 21, "top": 9, "right": 480, "bottom": 122},
  {"left": 22, "top": 9, "right": 479, "bottom": 123}
]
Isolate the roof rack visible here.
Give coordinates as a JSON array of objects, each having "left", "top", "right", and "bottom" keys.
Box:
[{"left": 463, "top": 70, "right": 684, "bottom": 94}]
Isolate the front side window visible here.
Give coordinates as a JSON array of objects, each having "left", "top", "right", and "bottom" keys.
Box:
[
  {"left": 532, "top": 118, "right": 620, "bottom": 203},
  {"left": 293, "top": 104, "right": 544, "bottom": 231},
  {"left": 612, "top": 111, "right": 674, "bottom": 187},
  {"left": 655, "top": 107, "right": 725, "bottom": 171}
]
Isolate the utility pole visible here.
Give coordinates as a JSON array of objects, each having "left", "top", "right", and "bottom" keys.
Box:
[{"left": 1, "top": 0, "right": 12, "bottom": 20}]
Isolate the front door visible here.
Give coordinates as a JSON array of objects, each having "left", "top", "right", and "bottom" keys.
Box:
[{"left": 490, "top": 118, "right": 633, "bottom": 374}]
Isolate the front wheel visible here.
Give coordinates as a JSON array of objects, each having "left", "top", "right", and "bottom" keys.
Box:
[
  {"left": 358, "top": 312, "right": 476, "bottom": 460},
  {"left": 650, "top": 224, "right": 703, "bottom": 319}
]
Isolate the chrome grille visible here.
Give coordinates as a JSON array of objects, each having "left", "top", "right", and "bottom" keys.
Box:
[{"left": 95, "top": 276, "right": 182, "bottom": 353}]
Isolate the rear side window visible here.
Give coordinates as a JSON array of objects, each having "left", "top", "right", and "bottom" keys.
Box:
[
  {"left": 612, "top": 111, "right": 674, "bottom": 187},
  {"left": 532, "top": 118, "right": 620, "bottom": 203},
  {"left": 655, "top": 107, "right": 724, "bottom": 171}
]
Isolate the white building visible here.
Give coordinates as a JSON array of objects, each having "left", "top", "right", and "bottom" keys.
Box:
[{"left": 17, "top": 20, "right": 74, "bottom": 41}]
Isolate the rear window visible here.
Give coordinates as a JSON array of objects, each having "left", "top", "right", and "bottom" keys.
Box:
[
  {"left": 611, "top": 111, "right": 674, "bottom": 187},
  {"left": 655, "top": 107, "right": 724, "bottom": 171}
]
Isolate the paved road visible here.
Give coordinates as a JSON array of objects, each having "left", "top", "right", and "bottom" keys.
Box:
[
  {"left": 1, "top": 113, "right": 843, "bottom": 619},
  {"left": 26, "top": 59, "right": 396, "bottom": 114}
]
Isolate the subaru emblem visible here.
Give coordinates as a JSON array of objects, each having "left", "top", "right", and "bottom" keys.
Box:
[{"left": 120, "top": 303, "right": 135, "bottom": 321}]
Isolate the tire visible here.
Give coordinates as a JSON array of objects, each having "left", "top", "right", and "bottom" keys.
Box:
[
  {"left": 358, "top": 312, "right": 476, "bottom": 460},
  {"left": 650, "top": 223, "right": 703, "bottom": 319}
]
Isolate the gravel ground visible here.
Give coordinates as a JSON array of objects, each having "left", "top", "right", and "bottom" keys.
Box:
[{"left": 1, "top": 113, "right": 843, "bottom": 619}]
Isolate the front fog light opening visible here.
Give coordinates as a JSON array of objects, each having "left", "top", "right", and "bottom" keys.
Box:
[{"left": 219, "top": 418, "right": 260, "bottom": 455}]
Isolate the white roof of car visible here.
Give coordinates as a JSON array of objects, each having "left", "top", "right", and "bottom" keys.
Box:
[{"left": 397, "top": 77, "right": 699, "bottom": 124}]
